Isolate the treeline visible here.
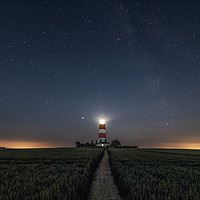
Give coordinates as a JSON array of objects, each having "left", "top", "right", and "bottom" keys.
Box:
[
  {"left": 75, "top": 141, "right": 96, "bottom": 148},
  {"left": 75, "top": 139, "right": 138, "bottom": 148}
]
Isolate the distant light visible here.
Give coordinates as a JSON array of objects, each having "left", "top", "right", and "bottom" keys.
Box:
[
  {"left": 99, "top": 117, "right": 105, "bottom": 124},
  {"left": 81, "top": 117, "right": 84, "bottom": 120}
]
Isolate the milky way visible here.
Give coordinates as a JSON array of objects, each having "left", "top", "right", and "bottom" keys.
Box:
[{"left": 0, "top": 0, "right": 200, "bottom": 148}]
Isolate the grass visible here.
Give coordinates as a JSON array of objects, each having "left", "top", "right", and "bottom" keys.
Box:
[
  {"left": 0, "top": 148, "right": 103, "bottom": 200},
  {"left": 108, "top": 148, "right": 200, "bottom": 200}
]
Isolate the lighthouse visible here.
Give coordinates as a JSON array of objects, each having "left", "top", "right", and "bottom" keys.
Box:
[{"left": 96, "top": 117, "right": 109, "bottom": 147}]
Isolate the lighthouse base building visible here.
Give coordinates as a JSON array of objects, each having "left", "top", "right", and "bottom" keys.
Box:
[{"left": 96, "top": 118, "right": 110, "bottom": 147}]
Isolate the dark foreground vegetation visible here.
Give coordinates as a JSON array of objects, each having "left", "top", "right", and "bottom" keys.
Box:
[
  {"left": 0, "top": 148, "right": 103, "bottom": 200},
  {"left": 109, "top": 148, "right": 200, "bottom": 200}
]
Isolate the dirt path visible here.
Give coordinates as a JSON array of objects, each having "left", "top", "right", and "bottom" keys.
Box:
[{"left": 88, "top": 149, "right": 122, "bottom": 200}]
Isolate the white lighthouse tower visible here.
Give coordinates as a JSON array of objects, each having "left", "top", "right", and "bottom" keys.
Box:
[{"left": 96, "top": 117, "right": 109, "bottom": 147}]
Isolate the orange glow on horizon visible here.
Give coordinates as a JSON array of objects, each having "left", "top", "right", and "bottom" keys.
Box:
[
  {"left": 167, "top": 143, "right": 200, "bottom": 149},
  {"left": 0, "top": 140, "right": 68, "bottom": 149},
  {"left": 142, "top": 142, "right": 200, "bottom": 150},
  {"left": 0, "top": 140, "right": 199, "bottom": 149}
]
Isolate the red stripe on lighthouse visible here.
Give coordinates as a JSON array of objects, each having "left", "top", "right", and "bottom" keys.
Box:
[{"left": 99, "top": 133, "right": 106, "bottom": 138}]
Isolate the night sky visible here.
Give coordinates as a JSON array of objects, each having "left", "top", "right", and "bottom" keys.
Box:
[{"left": 1, "top": 0, "right": 200, "bottom": 148}]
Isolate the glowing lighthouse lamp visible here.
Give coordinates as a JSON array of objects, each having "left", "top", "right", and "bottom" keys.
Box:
[{"left": 96, "top": 117, "right": 110, "bottom": 147}]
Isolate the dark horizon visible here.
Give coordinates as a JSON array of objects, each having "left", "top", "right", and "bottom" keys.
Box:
[{"left": 0, "top": 0, "right": 200, "bottom": 149}]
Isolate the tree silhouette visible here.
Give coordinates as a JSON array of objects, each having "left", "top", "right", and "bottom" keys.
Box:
[
  {"left": 75, "top": 141, "right": 81, "bottom": 147},
  {"left": 111, "top": 139, "right": 121, "bottom": 147}
]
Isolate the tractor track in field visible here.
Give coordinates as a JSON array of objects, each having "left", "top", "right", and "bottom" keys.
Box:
[{"left": 88, "top": 149, "right": 122, "bottom": 200}]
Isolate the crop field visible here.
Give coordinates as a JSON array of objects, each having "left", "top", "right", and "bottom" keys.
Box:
[
  {"left": 0, "top": 148, "right": 103, "bottom": 200},
  {"left": 109, "top": 148, "right": 200, "bottom": 200}
]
